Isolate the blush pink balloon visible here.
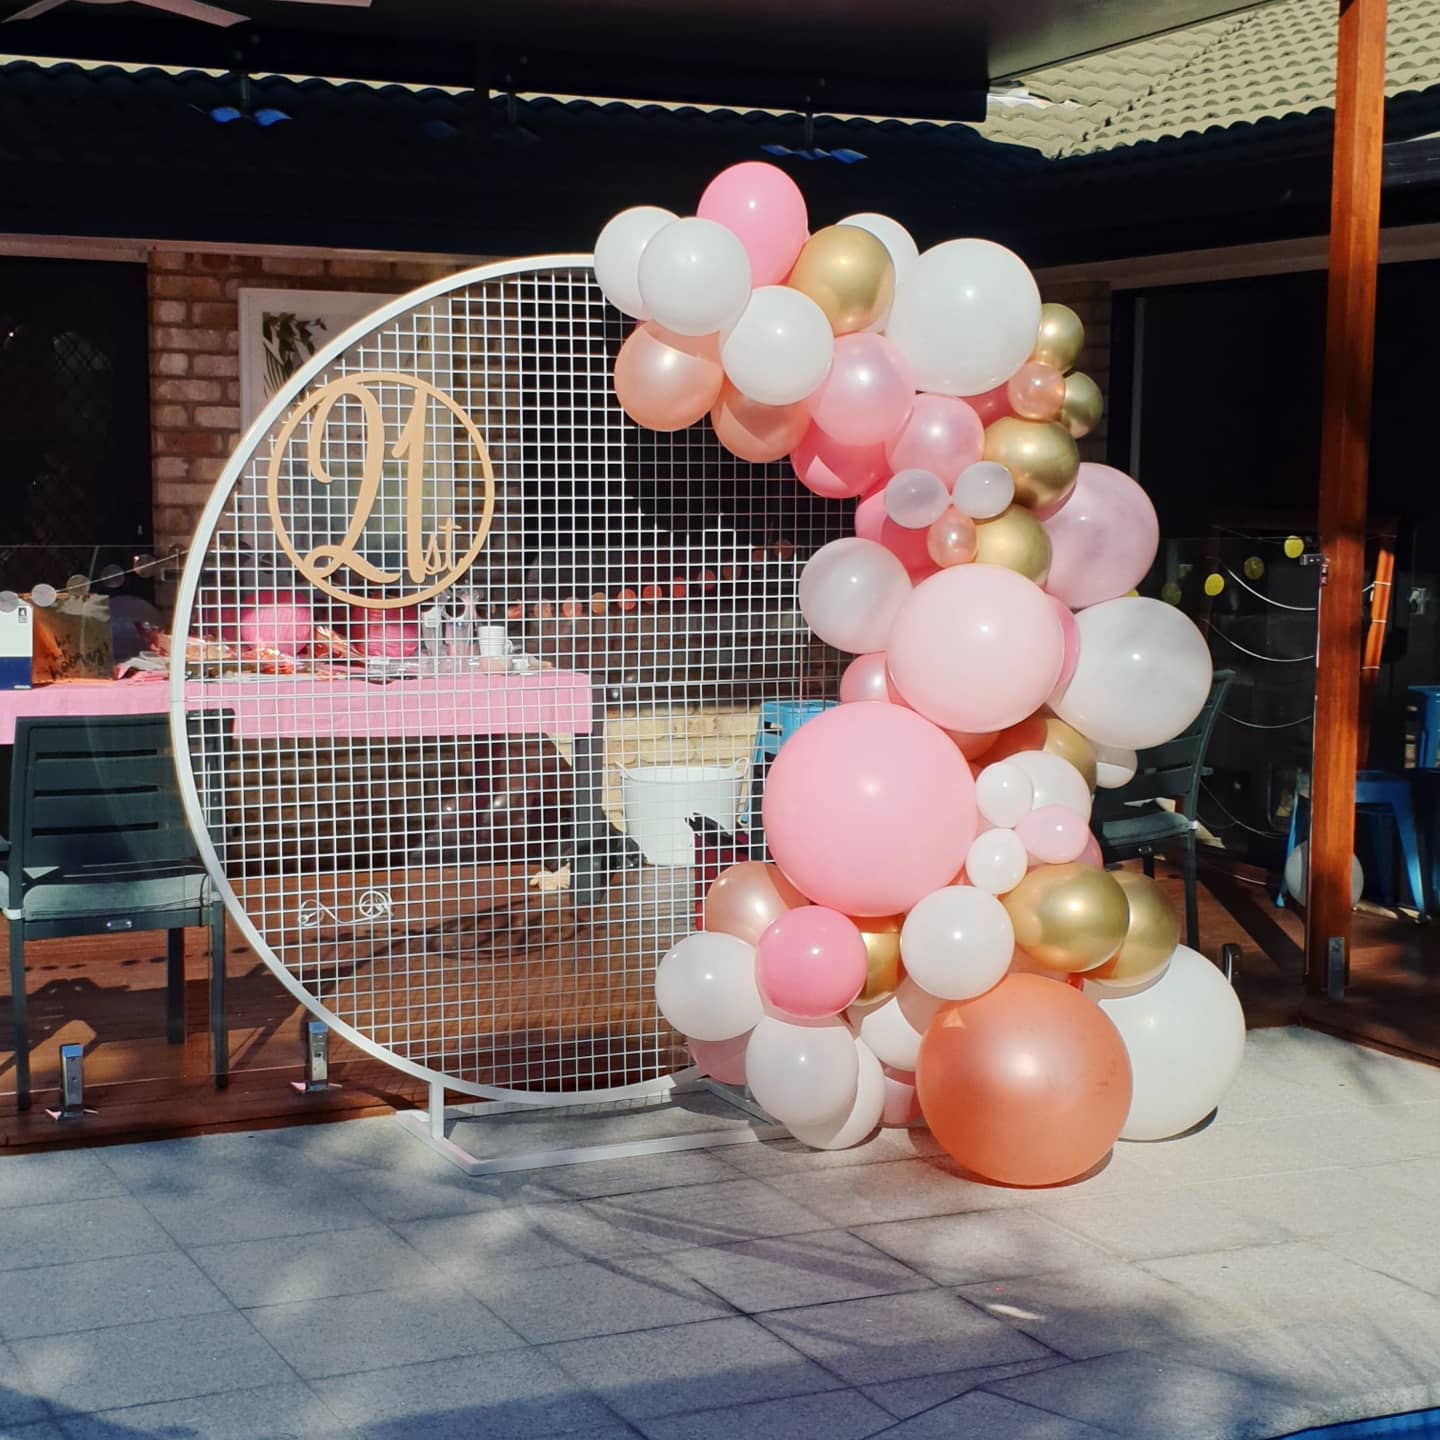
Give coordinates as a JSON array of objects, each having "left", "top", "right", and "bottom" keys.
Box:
[
  {"left": 969, "top": 384, "right": 1014, "bottom": 427},
  {"left": 689, "top": 1032, "right": 750, "bottom": 1085},
  {"left": 807, "top": 334, "right": 915, "bottom": 447},
  {"left": 1015, "top": 804, "right": 1091, "bottom": 864},
  {"left": 1042, "top": 463, "right": 1161, "bottom": 610},
  {"left": 790, "top": 425, "right": 890, "bottom": 500},
  {"left": 856, "top": 490, "right": 939, "bottom": 583},
  {"left": 613, "top": 323, "right": 724, "bottom": 432},
  {"left": 884, "top": 393, "right": 984, "bottom": 484},
  {"left": 762, "top": 702, "right": 978, "bottom": 917},
  {"left": 1050, "top": 595, "right": 1081, "bottom": 692},
  {"left": 756, "top": 907, "right": 869, "bottom": 1018},
  {"left": 358, "top": 607, "right": 420, "bottom": 658},
  {"left": 886, "top": 565, "right": 1066, "bottom": 733},
  {"left": 239, "top": 591, "right": 312, "bottom": 655},
  {"left": 1077, "top": 832, "right": 1104, "bottom": 868},
  {"left": 697, "top": 161, "right": 809, "bottom": 286},
  {"left": 840, "top": 651, "right": 906, "bottom": 704}
]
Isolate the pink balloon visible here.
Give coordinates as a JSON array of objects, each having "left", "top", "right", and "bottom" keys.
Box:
[
  {"left": 807, "top": 334, "right": 915, "bottom": 447},
  {"left": 1043, "top": 463, "right": 1161, "bottom": 610},
  {"left": 763, "top": 703, "right": 978, "bottom": 917},
  {"left": 884, "top": 394, "right": 984, "bottom": 484},
  {"left": 239, "top": 591, "right": 312, "bottom": 655},
  {"left": 358, "top": 607, "right": 420, "bottom": 658},
  {"left": 840, "top": 651, "right": 905, "bottom": 704},
  {"left": 697, "top": 161, "right": 809, "bottom": 286},
  {"left": 790, "top": 426, "right": 890, "bottom": 500},
  {"left": 856, "top": 490, "right": 939, "bottom": 583},
  {"left": 969, "top": 384, "right": 1014, "bottom": 427},
  {"left": 756, "top": 907, "right": 868, "bottom": 1018},
  {"left": 887, "top": 565, "right": 1066, "bottom": 733},
  {"left": 689, "top": 1032, "right": 750, "bottom": 1085},
  {"left": 1050, "top": 595, "right": 1081, "bottom": 692},
  {"left": 1077, "top": 833, "right": 1104, "bottom": 869},
  {"left": 613, "top": 323, "right": 724, "bottom": 432},
  {"left": 1015, "top": 804, "right": 1091, "bottom": 864}
]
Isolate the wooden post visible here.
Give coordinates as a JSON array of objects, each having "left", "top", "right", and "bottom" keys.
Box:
[{"left": 1308, "top": 0, "right": 1387, "bottom": 996}]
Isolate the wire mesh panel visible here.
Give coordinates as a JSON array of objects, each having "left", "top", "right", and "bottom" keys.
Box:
[{"left": 170, "top": 257, "right": 845, "bottom": 1101}]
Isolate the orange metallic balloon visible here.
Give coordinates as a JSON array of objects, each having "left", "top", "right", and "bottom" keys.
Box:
[{"left": 704, "top": 861, "right": 808, "bottom": 945}]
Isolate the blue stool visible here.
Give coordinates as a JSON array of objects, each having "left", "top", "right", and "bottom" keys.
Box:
[
  {"left": 742, "top": 700, "right": 836, "bottom": 831},
  {"left": 1278, "top": 771, "right": 1427, "bottom": 916},
  {"left": 1410, "top": 685, "right": 1440, "bottom": 769}
]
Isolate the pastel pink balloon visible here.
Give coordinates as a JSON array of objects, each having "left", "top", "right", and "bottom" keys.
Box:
[
  {"left": 840, "top": 651, "right": 906, "bottom": 704},
  {"left": 887, "top": 565, "right": 1066, "bottom": 733},
  {"left": 884, "top": 393, "right": 984, "bottom": 483},
  {"left": 807, "top": 334, "right": 915, "bottom": 447},
  {"left": 756, "top": 907, "right": 869, "bottom": 1018},
  {"left": 688, "top": 1032, "right": 750, "bottom": 1085},
  {"left": 790, "top": 425, "right": 890, "bottom": 500},
  {"left": 358, "top": 608, "right": 420, "bottom": 658},
  {"left": 1077, "top": 832, "right": 1104, "bottom": 868},
  {"left": 762, "top": 702, "right": 978, "bottom": 917},
  {"left": 856, "top": 489, "right": 939, "bottom": 582},
  {"left": 613, "top": 323, "right": 724, "bottom": 432},
  {"left": 969, "top": 384, "right": 1014, "bottom": 426},
  {"left": 1015, "top": 804, "right": 1092, "bottom": 864},
  {"left": 239, "top": 591, "right": 312, "bottom": 655},
  {"left": 697, "top": 161, "right": 809, "bottom": 286},
  {"left": 1043, "top": 463, "right": 1161, "bottom": 610},
  {"left": 1050, "top": 595, "right": 1081, "bottom": 692}
]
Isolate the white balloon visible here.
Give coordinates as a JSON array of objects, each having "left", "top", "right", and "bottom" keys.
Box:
[
  {"left": 637, "top": 217, "right": 752, "bottom": 337},
  {"left": 1051, "top": 597, "right": 1214, "bottom": 750},
  {"left": 952, "top": 461, "right": 1014, "bottom": 520},
  {"left": 798, "top": 538, "right": 911, "bottom": 654},
  {"left": 788, "top": 1039, "right": 885, "bottom": 1149},
  {"left": 900, "top": 886, "right": 1014, "bottom": 1000},
  {"left": 884, "top": 469, "right": 951, "bottom": 529},
  {"left": 975, "top": 761, "right": 1034, "bottom": 829},
  {"left": 1094, "top": 744, "right": 1139, "bottom": 790},
  {"left": 721, "top": 286, "right": 834, "bottom": 406},
  {"left": 655, "top": 932, "right": 762, "bottom": 1042},
  {"left": 1090, "top": 945, "right": 1246, "bottom": 1140},
  {"left": 1008, "top": 750, "right": 1092, "bottom": 820},
  {"left": 848, "top": 979, "right": 943, "bottom": 1071},
  {"left": 1283, "top": 840, "right": 1363, "bottom": 907},
  {"left": 885, "top": 239, "right": 1041, "bottom": 397},
  {"left": 964, "top": 828, "right": 1029, "bottom": 895},
  {"left": 839, "top": 212, "right": 919, "bottom": 288},
  {"left": 746, "top": 1014, "right": 860, "bottom": 1129},
  {"left": 593, "top": 205, "right": 676, "bottom": 319}
]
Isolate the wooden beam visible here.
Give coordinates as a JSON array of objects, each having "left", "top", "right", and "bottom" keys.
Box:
[{"left": 1308, "top": 0, "right": 1388, "bottom": 996}]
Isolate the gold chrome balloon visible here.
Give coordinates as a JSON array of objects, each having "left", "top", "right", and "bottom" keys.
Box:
[
  {"left": 1032, "top": 302, "right": 1085, "bottom": 372},
  {"left": 973, "top": 506, "right": 1052, "bottom": 585},
  {"left": 1042, "top": 717, "right": 1098, "bottom": 791},
  {"left": 854, "top": 913, "right": 904, "bottom": 1002},
  {"left": 1061, "top": 371, "right": 1104, "bottom": 438},
  {"left": 1002, "top": 862, "right": 1130, "bottom": 974},
  {"left": 983, "top": 417, "right": 1079, "bottom": 511},
  {"left": 1086, "top": 871, "right": 1180, "bottom": 988},
  {"left": 787, "top": 224, "right": 896, "bottom": 335}
]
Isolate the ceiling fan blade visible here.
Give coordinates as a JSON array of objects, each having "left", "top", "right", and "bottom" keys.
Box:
[
  {"left": 138, "top": 0, "right": 248, "bottom": 24},
  {"left": 3, "top": 0, "right": 69, "bottom": 21}
]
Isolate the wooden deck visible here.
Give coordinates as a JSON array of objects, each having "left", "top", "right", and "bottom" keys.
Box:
[{"left": 2, "top": 859, "right": 1437, "bottom": 1153}]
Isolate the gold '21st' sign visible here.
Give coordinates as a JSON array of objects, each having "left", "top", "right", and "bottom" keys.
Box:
[{"left": 265, "top": 371, "right": 495, "bottom": 609}]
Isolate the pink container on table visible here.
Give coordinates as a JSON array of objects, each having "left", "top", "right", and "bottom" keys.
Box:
[
  {"left": 238, "top": 590, "right": 313, "bottom": 656},
  {"left": 354, "top": 607, "right": 421, "bottom": 658}
]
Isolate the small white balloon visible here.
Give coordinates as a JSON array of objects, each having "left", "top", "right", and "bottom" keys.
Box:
[
  {"left": 0, "top": 591, "right": 17, "bottom": 614},
  {"left": 746, "top": 1014, "right": 861, "bottom": 1129},
  {"left": 655, "top": 932, "right": 762, "bottom": 1042},
  {"left": 721, "top": 286, "right": 835, "bottom": 406},
  {"left": 1094, "top": 744, "right": 1139, "bottom": 790},
  {"left": 30, "top": 583, "right": 57, "bottom": 609},
  {"left": 593, "top": 205, "right": 676, "bottom": 319},
  {"left": 788, "top": 1038, "right": 885, "bottom": 1150},
  {"left": 798, "top": 537, "right": 911, "bottom": 654},
  {"left": 900, "top": 886, "right": 1014, "bottom": 1000},
  {"left": 975, "top": 761, "right": 1034, "bottom": 829},
  {"left": 848, "top": 979, "right": 943, "bottom": 1072},
  {"left": 964, "top": 828, "right": 1029, "bottom": 894},
  {"left": 1008, "top": 750, "right": 1092, "bottom": 820},
  {"left": 884, "top": 469, "right": 951, "bottom": 530},
  {"left": 839, "top": 212, "right": 919, "bottom": 288},
  {"left": 1283, "top": 840, "right": 1363, "bottom": 907},
  {"left": 1090, "top": 944, "right": 1246, "bottom": 1141},
  {"left": 952, "top": 461, "right": 1015, "bottom": 520},
  {"left": 637, "top": 217, "right": 753, "bottom": 337}
]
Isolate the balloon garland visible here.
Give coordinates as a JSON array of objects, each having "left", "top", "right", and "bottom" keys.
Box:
[{"left": 595, "top": 162, "right": 1245, "bottom": 1186}]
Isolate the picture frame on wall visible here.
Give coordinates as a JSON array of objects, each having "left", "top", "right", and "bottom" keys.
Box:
[{"left": 237, "top": 287, "right": 396, "bottom": 427}]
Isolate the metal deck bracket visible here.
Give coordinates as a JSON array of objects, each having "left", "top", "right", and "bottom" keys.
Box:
[
  {"left": 290, "top": 1019, "right": 342, "bottom": 1095},
  {"left": 44, "top": 1043, "right": 97, "bottom": 1121}
]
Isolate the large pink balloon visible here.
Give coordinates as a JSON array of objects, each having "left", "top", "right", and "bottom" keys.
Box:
[
  {"left": 856, "top": 489, "right": 939, "bottom": 583},
  {"left": 1043, "top": 463, "right": 1160, "bottom": 610},
  {"left": 756, "top": 907, "right": 868, "bottom": 1018},
  {"left": 613, "top": 323, "right": 724, "bottom": 432},
  {"left": 689, "top": 1032, "right": 750, "bottom": 1085},
  {"left": 807, "top": 334, "right": 915, "bottom": 447},
  {"left": 885, "top": 394, "right": 984, "bottom": 483},
  {"left": 790, "top": 426, "right": 890, "bottom": 500},
  {"left": 887, "top": 565, "right": 1066, "bottom": 733},
  {"left": 1050, "top": 595, "right": 1081, "bottom": 692},
  {"left": 763, "top": 703, "right": 978, "bottom": 917},
  {"left": 697, "top": 161, "right": 809, "bottom": 286}
]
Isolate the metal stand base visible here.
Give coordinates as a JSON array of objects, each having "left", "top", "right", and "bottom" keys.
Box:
[
  {"left": 291, "top": 1018, "right": 341, "bottom": 1094},
  {"left": 395, "top": 1077, "right": 787, "bottom": 1176},
  {"left": 46, "top": 1043, "right": 96, "bottom": 1120}
]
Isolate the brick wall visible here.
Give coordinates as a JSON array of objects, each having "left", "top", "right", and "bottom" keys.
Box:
[{"left": 147, "top": 250, "right": 467, "bottom": 563}]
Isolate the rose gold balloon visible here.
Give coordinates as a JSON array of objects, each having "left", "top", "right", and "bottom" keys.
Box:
[
  {"left": 613, "top": 322, "right": 724, "bottom": 432},
  {"left": 947, "top": 728, "right": 999, "bottom": 760},
  {"left": 1031, "top": 302, "right": 1085, "bottom": 373},
  {"left": 704, "top": 861, "right": 808, "bottom": 945},
  {"left": 985, "top": 715, "right": 1049, "bottom": 765},
  {"left": 711, "top": 382, "right": 812, "bottom": 462},
  {"left": 1007, "top": 361, "right": 1067, "bottom": 422},
  {"left": 917, "top": 974, "right": 1131, "bottom": 1187},
  {"left": 926, "top": 508, "right": 978, "bottom": 568}
]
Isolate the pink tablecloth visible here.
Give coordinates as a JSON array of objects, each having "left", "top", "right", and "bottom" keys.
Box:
[{"left": 0, "top": 672, "right": 594, "bottom": 744}]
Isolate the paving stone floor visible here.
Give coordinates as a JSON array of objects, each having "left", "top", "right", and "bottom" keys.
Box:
[{"left": 2, "top": 1026, "right": 1440, "bottom": 1440}]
